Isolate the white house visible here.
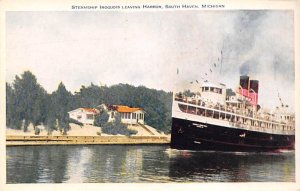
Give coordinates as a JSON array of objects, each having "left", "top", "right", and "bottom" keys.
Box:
[
  {"left": 68, "top": 108, "right": 100, "bottom": 125},
  {"left": 98, "top": 104, "right": 145, "bottom": 125}
]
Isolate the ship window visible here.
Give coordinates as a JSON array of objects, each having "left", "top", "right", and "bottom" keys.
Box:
[
  {"left": 220, "top": 112, "right": 225, "bottom": 119},
  {"left": 220, "top": 89, "right": 222, "bottom": 94},
  {"left": 188, "top": 106, "right": 196, "bottom": 114},
  {"left": 197, "top": 108, "right": 205, "bottom": 116},
  {"left": 205, "top": 87, "right": 209, "bottom": 91},
  {"left": 210, "top": 87, "right": 214, "bottom": 92},
  {"left": 206, "top": 109, "right": 213, "bottom": 117},
  {"left": 178, "top": 104, "right": 187, "bottom": 112},
  {"left": 213, "top": 111, "right": 219, "bottom": 119},
  {"left": 225, "top": 113, "right": 231, "bottom": 120}
]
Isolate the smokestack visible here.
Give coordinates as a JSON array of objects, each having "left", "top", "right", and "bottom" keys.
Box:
[
  {"left": 239, "top": 75, "right": 250, "bottom": 97},
  {"left": 249, "top": 80, "right": 259, "bottom": 93},
  {"left": 249, "top": 80, "right": 259, "bottom": 106},
  {"left": 239, "top": 76, "right": 259, "bottom": 106}
]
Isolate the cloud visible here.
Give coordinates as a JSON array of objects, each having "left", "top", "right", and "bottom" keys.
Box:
[{"left": 6, "top": 10, "right": 294, "bottom": 109}]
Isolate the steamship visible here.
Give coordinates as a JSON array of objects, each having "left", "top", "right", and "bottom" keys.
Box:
[{"left": 171, "top": 76, "right": 295, "bottom": 152}]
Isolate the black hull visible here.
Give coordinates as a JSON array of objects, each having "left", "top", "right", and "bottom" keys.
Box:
[{"left": 171, "top": 117, "right": 295, "bottom": 152}]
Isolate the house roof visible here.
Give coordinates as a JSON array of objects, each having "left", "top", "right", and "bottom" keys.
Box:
[
  {"left": 115, "top": 105, "right": 143, "bottom": 113},
  {"left": 81, "top": 108, "right": 99, "bottom": 114},
  {"left": 68, "top": 108, "right": 99, "bottom": 114}
]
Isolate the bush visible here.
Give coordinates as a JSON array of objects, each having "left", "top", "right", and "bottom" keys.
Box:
[
  {"left": 100, "top": 113, "right": 137, "bottom": 136},
  {"left": 34, "top": 127, "right": 40, "bottom": 135}
]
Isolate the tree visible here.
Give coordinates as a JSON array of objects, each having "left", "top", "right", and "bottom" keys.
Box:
[
  {"left": 43, "top": 94, "right": 57, "bottom": 134},
  {"left": 51, "top": 82, "right": 72, "bottom": 134},
  {"left": 6, "top": 83, "right": 19, "bottom": 129},
  {"left": 94, "top": 111, "right": 109, "bottom": 127},
  {"left": 10, "top": 71, "right": 47, "bottom": 131},
  {"left": 72, "top": 83, "right": 104, "bottom": 109},
  {"left": 6, "top": 71, "right": 173, "bottom": 134}
]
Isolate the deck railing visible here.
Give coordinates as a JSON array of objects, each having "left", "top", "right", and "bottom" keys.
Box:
[{"left": 174, "top": 94, "right": 295, "bottom": 134}]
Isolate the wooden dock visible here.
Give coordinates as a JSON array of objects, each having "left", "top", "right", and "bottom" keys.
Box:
[{"left": 6, "top": 135, "right": 170, "bottom": 146}]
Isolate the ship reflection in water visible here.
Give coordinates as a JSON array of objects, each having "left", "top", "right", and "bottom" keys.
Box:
[
  {"left": 6, "top": 145, "right": 294, "bottom": 183},
  {"left": 166, "top": 149, "right": 294, "bottom": 182}
]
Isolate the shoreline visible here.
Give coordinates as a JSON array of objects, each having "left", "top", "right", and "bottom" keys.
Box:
[{"left": 6, "top": 135, "right": 170, "bottom": 146}]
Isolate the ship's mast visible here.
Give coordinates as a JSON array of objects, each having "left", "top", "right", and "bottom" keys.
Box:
[{"left": 219, "top": 41, "right": 225, "bottom": 76}]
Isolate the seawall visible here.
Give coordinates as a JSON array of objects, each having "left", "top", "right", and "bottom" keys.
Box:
[{"left": 6, "top": 135, "right": 170, "bottom": 146}]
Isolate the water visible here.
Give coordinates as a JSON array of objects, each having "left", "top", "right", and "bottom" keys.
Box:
[{"left": 6, "top": 145, "right": 295, "bottom": 183}]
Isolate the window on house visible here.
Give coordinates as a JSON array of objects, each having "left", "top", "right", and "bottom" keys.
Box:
[{"left": 86, "top": 114, "right": 94, "bottom": 120}]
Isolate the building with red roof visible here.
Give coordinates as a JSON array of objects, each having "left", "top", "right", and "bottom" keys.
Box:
[{"left": 98, "top": 104, "right": 145, "bottom": 125}]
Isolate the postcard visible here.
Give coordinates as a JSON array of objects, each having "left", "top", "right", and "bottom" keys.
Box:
[{"left": 0, "top": 0, "right": 299, "bottom": 191}]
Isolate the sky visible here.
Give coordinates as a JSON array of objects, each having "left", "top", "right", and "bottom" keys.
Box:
[{"left": 6, "top": 10, "right": 294, "bottom": 110}]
